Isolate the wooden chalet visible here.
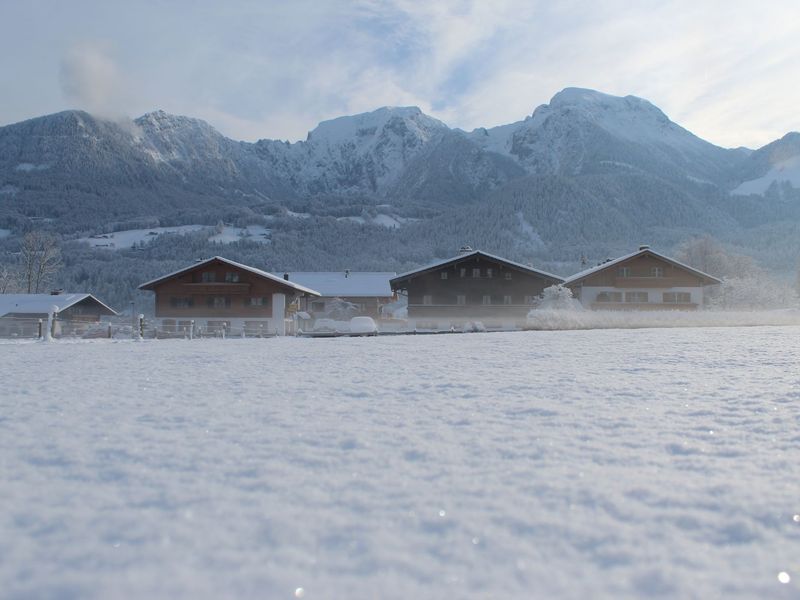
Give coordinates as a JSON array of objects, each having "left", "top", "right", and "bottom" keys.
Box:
[
  {"left": 390, "top": 248, "right": 564, "bottom": 329},
  {"left": 564, "top": 245, "right": 722, "bottom": 310},
  {"left": 0, "top": 293, "right": 117, "bottom": 338},
  {"left": 139, "top": 256, "right": 320, "bottom": 336},
  {"left": 277, "top": 271, "right": 396, "bottom": 319}
]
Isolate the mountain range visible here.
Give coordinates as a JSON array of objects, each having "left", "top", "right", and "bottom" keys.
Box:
[{"left": 0, "top": 87, "right": 799, "bottom": 307}]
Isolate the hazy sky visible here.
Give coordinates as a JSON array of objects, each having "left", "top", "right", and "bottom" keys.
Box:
[{"left": 1, "top": 0, "right": 798, "bottom": 148}]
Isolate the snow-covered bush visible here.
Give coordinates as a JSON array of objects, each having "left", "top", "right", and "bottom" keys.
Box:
[{"left": 533, "top": 284, "right": 583, "bottom": 312}]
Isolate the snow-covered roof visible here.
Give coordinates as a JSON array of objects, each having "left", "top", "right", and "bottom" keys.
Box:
[
  {"left": 276, "top": 272, "right": 395, "bottom": 298},
  {"left": 0, "top": 293, "right": 117, "bottom": 317},
  {"left": 138, "top": 256, "right": 321, "bottom": 296},
  {"left": 564, "top": 248, "right": 722, "bottom": 285},
  {"left": 391, "top": 250, "right": 564, "bottom": 286}
]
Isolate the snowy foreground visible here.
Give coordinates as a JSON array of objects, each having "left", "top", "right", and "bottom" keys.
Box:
[{"left": 2, "top": 328, "right": 800, "bottom": 599}]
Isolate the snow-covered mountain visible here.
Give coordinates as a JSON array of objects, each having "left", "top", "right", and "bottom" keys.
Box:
[
  {"left": 469, "top": 88, "right": 741, "bottom": 185},
  {"left": 1, "top": 87, "right": 799, "bottom": 299}
]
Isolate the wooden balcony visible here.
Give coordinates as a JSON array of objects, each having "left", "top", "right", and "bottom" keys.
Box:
[
  {"left": 182, "top": 282, "right": 251, "bottom": 294},
  {"left": 613, "top": 277, "right": 681, "bottom": 288}
]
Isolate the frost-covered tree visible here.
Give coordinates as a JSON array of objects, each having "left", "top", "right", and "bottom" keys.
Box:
[{"left": 537, "top": 284, "right": 582, "bottom": 311}]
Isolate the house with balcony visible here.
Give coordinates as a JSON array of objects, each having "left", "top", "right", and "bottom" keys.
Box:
[
  {"left": 138, "top": 256, "right": 320, "bottom": 335},
  {"left": 390, "top": 247, "right": 564, "bottom": 329},
  {"left": 564, "top": 246, "right": 721, "bottom": 310}
]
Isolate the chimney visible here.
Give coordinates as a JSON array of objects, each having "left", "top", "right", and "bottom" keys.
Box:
[
  {"left": 345, "top": 269, "right": 350, "bottom": 278},
  {"left": 50, "top": 289, "right": 63, "bottom": 295},
  {"left": 283, "top": 273, "right": 289, "bottom": 281},
  {"left": 639, "top": 244, "right": 650, "bottom": 251},
  {"left": 457, "top": 245, "right": 473, "bottom": 255}
]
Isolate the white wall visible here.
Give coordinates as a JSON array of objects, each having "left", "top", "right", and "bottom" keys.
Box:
[{"left": 577, "top": 286, "right": 704, "bottom": 308}]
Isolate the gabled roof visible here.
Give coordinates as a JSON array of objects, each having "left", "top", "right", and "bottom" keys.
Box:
[
  {"left": 138, "top": 256, "right": 321, "bottom": 295},
  {"left": 391, "top": 250, "right": 564, "bottom": 287},
  {"left": 564, "top": 248, "right": 722, "bottom": 285},
  {"left": 276, "top": 272, "right": 395, "bottom": 298},
  {"left": 0, "top": 293, "right": 118, "bottom": 317}
]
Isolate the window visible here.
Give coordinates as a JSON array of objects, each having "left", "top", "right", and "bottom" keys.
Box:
[
  {"left": 460, "top": 268, "right": 466, "bottom": 278},
  {"left": 248, "top": 297, "right": 268, "bottom": 306},
  {"left": 169, "top": 297, "right": 194, "bottom": 308},
  {"left": 504, "top": 272, "right": 512, "bottom": 281},
  {"left": 456, "top": 294, "right": 466, "bottom": 305},
  {"left": 423, "top": 295, "right": 433, "bottom": 305},
  {"left": 311, "top": 301, "right": 325, "bottom": 312},
  {"left": 225, "top": 271, "right": 240, "bottom": 283},
  {"left": 618, "top": 267, "right": 631, "bottom": 278},
  {"left": 207, "top": 296, "right": 231, "bottom": 309},
  {"left": 482, "top": 295, "right": 492, "bottom": 305},
  {"left": 650, "top": 267, "right": 664, "bottom": 278},
  {"left": 486, "top": 268, "right": 494, "bottom": 278},
  {"left": 440, "top": 271, "right": 448, "bottom": 280},
  {"left": 201, "top": 271, "right": 216, "bottom": 283},
  {"left": 503, "top": 295, "right": 512, "bottom": 305},
  {"left": 472, "top": 268, "right": 481, "bottom": 278},
  {"left": 524, "top": 295, "right": 537, "bottom": 305},
  {"left": 625, "top": 292, "right": 648, "bottom": 303},
  {"left": 663, "top": 292, "right": 691, "bottom": 304},
  {"left": 596, "top": 291, "right": 623, "bottom": 303}
]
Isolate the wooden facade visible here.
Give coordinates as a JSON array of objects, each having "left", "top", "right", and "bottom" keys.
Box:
[
  {"left": 391, "top": 250, "right": 564, "bottom": 328},
  {"left": 565, "top": 247, "right": 721, "bottom": 310},
  {"left": 139, "top": 257, "right": 320, "bottom": 335}
]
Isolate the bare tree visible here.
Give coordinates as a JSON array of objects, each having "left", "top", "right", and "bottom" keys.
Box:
[
  {"left": 0, "top": 263, "right": 18, "bottom": 293},
  {"left": 20, "top": 231, "right": 62, "bottom": 293}
]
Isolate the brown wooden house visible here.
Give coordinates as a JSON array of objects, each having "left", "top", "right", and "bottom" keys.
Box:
[
  {"left": 390, "top": 248, "right": 564, "bottom": 329},
  {"left": 564, "top": 246, "right": 722, "bottom": 310},
  {"left": 139, "top": 256, "right": 320, "bottom": 335}
]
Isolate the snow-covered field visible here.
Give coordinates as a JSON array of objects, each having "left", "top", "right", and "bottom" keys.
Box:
[{"left": 2, "top": 328, "right": 800, "bottom": 599}]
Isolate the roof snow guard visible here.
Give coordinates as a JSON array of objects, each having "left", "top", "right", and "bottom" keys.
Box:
[
  {"left": 564, "top": 247, "right": 722, "bottom": 285},
  {"left": 390, "top": 250, "right": 564, "bottom": 289},
  {"left": 138, "top": 256, "right": 321, "bottom": 296}
]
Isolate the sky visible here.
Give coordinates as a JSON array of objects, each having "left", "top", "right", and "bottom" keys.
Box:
[{"left": 0, "top": 0, "right": 798, "bottom": 149}]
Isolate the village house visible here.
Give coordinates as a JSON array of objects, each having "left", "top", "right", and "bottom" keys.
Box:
[
  {"left": 138, "top": 256, "right": 320, "bottom": 336},
  {"left": 564, "top": 245, "right": 722, "bottom": 310},
  {"left": 277, "top": 271, "right": 396, "bottom": 319},
  {"left": 0, "top": 292, "right": 117, "bottom": 338},
  {"left": 390, "top": 247, "right": 564, "bottom": 329}
]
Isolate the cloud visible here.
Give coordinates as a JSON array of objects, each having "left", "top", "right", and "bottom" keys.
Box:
[
  {"left": 2, "top": 1, "right": 798, "bottom": 148},
  {"left": 59, "top": 42, "right": 134, "bottom": 118}
]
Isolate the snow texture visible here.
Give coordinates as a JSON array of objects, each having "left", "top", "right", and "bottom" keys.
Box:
[{"left": 2, "top": 329, "right": 800, "bottom": 599}]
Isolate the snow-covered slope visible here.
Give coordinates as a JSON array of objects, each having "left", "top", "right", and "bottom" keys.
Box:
[{"left": 732, "top": 132, "right": 800, "bottom": 196}]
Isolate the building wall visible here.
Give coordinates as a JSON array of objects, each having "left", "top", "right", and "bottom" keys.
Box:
[{"left": 574, "top": 286, "right": 704, "bottom": 310}]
